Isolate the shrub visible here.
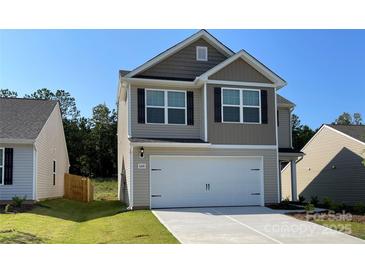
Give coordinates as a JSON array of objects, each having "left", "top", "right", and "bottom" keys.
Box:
[
  {"left": 330, "top": 203, "right": 341, "bottom": 212},
  {"left": 305, "top": 203, "right": 315, "bottom": 213},
  {"left": 282, "top": 197, "right": 290, "bottom": 206},
  {"left": 353, "top": 202, "right": 365, "bottom": 215},
  {"left": 12, "top": 195, "right": 27, "bottom": 208},
  {"left": 323, "top": 197, "right": 333, "bottom": 209},
  {"left": 310, "top": 196, "right": 319, "bottom": 206},
  {"left": 298, "top": 195, "right": 306, "bottom": 204}
]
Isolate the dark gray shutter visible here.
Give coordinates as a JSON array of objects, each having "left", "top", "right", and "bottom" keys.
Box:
[
  {"left": 137, "top": 88, "right": 145, "bottom": 123},
  {"left": 214, "top": 87, "right": 222, "bottom": 123},
  {"left": 261, "top": 90, "right": 268, "bottom": 124},
  {"left": 187, "top": 91, "right": 194, "bottom": 125},
  {"left": 4, "top": 148, "right": 13, "bottom": 185}
]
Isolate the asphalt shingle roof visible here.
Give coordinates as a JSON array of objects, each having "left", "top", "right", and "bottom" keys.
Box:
[
  {"left": 0, "top": 98, "right": 58, "bottom": 140},
  {"left": 328, "top": 124, "right": 365, "bottom": 143},
  {"left": 277, "top": 94, "right": 295, "bottom": 107}
]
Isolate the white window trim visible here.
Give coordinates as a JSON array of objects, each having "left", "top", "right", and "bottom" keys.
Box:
[
  {"left": 145, "top": 89, "right": 187, "bottom": 126},
  {"left": 53, "top": 159, "right": 56, "bottom": 186},
  {"left": 0, "top": 147, "right": 4, "bottom": 185},
  {"left": 196, "top": 46, "right": 208, "bottom": 61},
  {"left": 221, "top": 87, "right": 261, "bottom": 124}
]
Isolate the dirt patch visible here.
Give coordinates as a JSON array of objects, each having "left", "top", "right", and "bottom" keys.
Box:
[{"left": 0, "top": 229, "right": 45, "bottom": 244}]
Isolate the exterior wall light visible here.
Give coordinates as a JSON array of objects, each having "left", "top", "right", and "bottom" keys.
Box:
[{"left": 140, "top": 147, "right": 144, "bottom": 158}]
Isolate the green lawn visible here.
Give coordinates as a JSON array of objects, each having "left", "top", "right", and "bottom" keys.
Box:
[
  {"left": 315, "top": 220, "right": 365, "bottom": 240},
  {"left": 0, "top": 179, "right": 178, "bottom": 244}
]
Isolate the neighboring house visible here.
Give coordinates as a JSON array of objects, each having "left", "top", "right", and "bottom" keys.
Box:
[
  {"left": 117, "top": 29, "right": 302, "bottom": 209},
  {"left": 0, "top": 98, "right": 69, "bottom": 202},
  {"left": 282, "top": 124, "right": 365, "bottom": 205}
]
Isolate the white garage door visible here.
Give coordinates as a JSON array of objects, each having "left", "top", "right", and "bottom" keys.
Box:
[{"left": 150, "top": 156, "right": 263, "bottom": 208}]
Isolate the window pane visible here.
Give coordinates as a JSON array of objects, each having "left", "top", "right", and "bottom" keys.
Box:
[
  {"left": 223, "top": 106, "right": 240, "bottom": 122},
  {"left": 243, "top": 107, "right": 260, "bottom": 123},
  {"left": 0, "top": 167, "right": 2, "bottom": 184},
  {"left": 0, "top": 149, "right": 3, "bottom": 166},
  {"left": 223, "top": 89, "right": 240, "bottom": 105},
  {"left": 147, "top": 90, "right": 164, "bottom": 106},
  {"left": 147, "top": 107, "right": 165, "bottom": 123},
  {"left": 243, "top": 90, "right": 259, "bottom": 106},
  {"left": 168, "top": 91, "right": 185, "bottom": 107},
  {"left": 168, "top": 109, "right": 185, "bottom": 124}
]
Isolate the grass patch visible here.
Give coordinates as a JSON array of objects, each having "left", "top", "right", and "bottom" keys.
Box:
[
  {"left": 290, "top": 212, "right": 365, "bottom": 240},
  {"left": 0, "top": 178, "right": 178, "bottom": 244},
  {"left": 92, "top": 178, "right": 118, "bottom": 201},
  {"left": 315, "top": 220, "right": 365, "bottom": 240}
]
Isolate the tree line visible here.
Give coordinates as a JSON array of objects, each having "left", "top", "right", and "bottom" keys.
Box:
[
  {"left": 1, "top": 88, "right": 363, "bottom": 176},
  {"left": 1, "top": 88, "right": 117, "bottom": 178}
]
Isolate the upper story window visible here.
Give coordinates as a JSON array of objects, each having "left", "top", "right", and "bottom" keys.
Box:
[
  {"left": 222, "top": 88, "right": 261, "bottom": 124},
  {"left": 196, "top": 46, "right": 208, "bottom": 61},
  {"left": 146, "top": 89, "right": 186, "bottom": 125}
]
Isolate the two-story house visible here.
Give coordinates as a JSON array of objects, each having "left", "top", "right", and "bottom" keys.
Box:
[{"left": 117, "top": 30, "right": 302, "bottom": 209}]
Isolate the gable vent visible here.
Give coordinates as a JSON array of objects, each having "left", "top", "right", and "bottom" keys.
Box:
[{"left": 196, "top": 46, "right": 208, "bottom": 61}]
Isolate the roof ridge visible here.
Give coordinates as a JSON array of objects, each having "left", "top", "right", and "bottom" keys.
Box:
[{"left": 0, "top": 97, "right": 58, "bottom": 103}]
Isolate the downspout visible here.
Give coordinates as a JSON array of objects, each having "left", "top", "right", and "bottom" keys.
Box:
[{"left": 32, "top": 144, "right": 37, "bottom": 201}]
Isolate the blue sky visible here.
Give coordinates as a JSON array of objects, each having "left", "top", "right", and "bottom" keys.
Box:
[{"left": 1, "top": 29, "right": 364, "bottom": 129}]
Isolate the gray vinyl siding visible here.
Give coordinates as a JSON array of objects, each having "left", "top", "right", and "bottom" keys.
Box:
[
  {"left": 130, "top": 84, "right": 203, "bottom": 139},
  {"left": 117, "top": 91, "right": 131, "bottom": 205},
  {"left": 209, "top": 58, "right": 273, "bottom": 83},
  {"left": 278, "top": 108, "right": 291, "bottom": 148},
  {"left": 136, "top": 38, "right": 227, "bottom": 80},
  {"left": 132, "top": 147, "right": 279, "bottom": 208},
  {"left": 207, "top": 84, "right": 277, "bottom": 145},
  {"left": 0, "top": 144, "right": 33, "bottom": 201},
  {"left": 281, "top": 126, "right": 365, "bottom": 205}
]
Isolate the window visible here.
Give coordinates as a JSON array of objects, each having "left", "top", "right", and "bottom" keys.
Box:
[
  {"left": 222, "top": 89, "right": 240, "bottom": 122},
  {"left": 146, "top": 89, "right": 186, "bottom": 125},
  {"left": 196, "top": 46, "right": 208, "bottom": 61},
  {"left": 0, "top": 148, "right": 3, "bottom": 185},
  {"left": 146, "top": 90, "right": 165, "bottom": 123},
  {"left": 53, "top": 160, "right": 56, "bottom": 186},
  {"left": 242, "top": 90, "right": 260, "bottom": 123},
  {"left": 222, "top": 88, "right": 261, "bottom": 124}
]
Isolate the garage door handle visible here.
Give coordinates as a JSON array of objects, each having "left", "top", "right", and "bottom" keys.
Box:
[
  {"left": 151, "top": 169, "right": 162, "bottom": 171},
  {"left": 251, "top": 169, "right": 260, "bottom": 171},
  {"left": 251, "top": 193, "right": 261, "bottom": 195},
  {"left": 151, "top": 195, "right": 162, "bottom": 198}
]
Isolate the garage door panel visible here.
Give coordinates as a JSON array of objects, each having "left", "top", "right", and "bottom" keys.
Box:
[{"left": 150, "top": 156, "right": 263, "bottom": 208}]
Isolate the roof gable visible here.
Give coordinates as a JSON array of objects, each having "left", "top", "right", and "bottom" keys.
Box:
[
  {"left": 209, "top": 58, "right": 273, "bottom": 83},
  {"left": 200, "top": 50, "right": 286, "bottom": 88},
  {"left": 135, "top": 38, "right": 228, "bottom": 80},
  {"left": 328, "top": 124, "right": 365, "bottom": 144},
  {"left": 0, "top": 98, "right": 58, "bottom": 141},
  {"left": 125, "top": 30, "right": 234, "bottom": 79}
]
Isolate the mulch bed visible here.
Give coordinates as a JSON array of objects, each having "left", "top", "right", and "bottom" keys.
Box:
[
  {"left": 288, "top": 212, "right": 365, "bottom": 224},
  {"left": 267, "top": 203, "right": 304, "bottom": 210},
  {"left": 0, "top": 204, "right": 35, "bottom": 214}
]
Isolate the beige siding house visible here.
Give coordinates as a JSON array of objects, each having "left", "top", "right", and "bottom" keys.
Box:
[
  {"left": 0, "top": 98, "right": 69, "bottom": 202},
  {"left": 117, "top": 30, "right": 301, "bottom": 209},
  {"left": 282, "top": 124, "right": 365, "bottom": 205}
]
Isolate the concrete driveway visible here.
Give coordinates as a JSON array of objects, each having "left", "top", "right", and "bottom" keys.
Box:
[{"left": 153, "top": 207, "right": 364, "bottom": 244}]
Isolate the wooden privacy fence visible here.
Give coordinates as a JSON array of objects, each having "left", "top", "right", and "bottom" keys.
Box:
[{"left": 64, "top": 173, "right": 94, "bottom": 202}]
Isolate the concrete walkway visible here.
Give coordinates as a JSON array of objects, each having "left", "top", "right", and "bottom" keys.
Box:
[{"left": 153, "top": 207, "right": 364, "bottom": 244}]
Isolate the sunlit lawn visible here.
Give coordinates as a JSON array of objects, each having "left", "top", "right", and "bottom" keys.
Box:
[{"left": 0, "top": 179, "right": 178, "bottom": 244}]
